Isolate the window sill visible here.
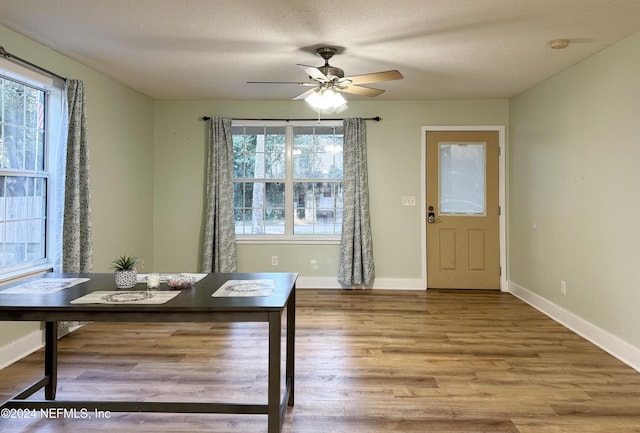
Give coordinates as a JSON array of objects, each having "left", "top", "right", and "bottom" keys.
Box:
[{"left": 0, "top": 264, "right": 54, "bottom": 285}]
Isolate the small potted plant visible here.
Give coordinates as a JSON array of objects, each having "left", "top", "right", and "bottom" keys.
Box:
[{"left": 111, "top": 255, "right": 138, "bottom": 289}]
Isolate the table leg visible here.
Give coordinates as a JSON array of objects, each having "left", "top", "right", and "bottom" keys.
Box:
[
  {"left": 44, "top": 321, "right": 58, "bottom": 400},
  {"left": 268, "top": 312, "right": 281, "bottom": 433},
  {"left": 286, "top": 285, "right": 295, "bottom": 406}
]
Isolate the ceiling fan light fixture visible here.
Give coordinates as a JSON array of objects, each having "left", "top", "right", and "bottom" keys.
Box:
[
  {"left": 304, "top": 87, "right": 348, "bottom": 113},
  {"left": 249, "top": 45, "right": 403, "bottom": 107}
]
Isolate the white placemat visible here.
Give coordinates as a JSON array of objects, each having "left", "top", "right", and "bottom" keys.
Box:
[
  {"left": 137, "top": 273, "right": 208, "bottom": 283},
  {"left": 212, "top": 279, "right": 276, "bottom": 297},
  {"left": 71, "top": 290, "right": 180, "bottom": 304},
  {"left": 1, "top": 278, "right": 90, "bottom": 295}
]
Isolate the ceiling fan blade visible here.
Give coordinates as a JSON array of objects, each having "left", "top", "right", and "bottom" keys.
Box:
[
  {"left": 344, "top": 70, "right": 403, "bottom": 85},
  {"left": 292, "top": 88, "right": 318, "bottom": 100},
  {"left": 338, "top": 85, "right": 385, "bottom": 97},
  {"left": 247, "top": 81, "right": 316, "bottom": 86},
  {"left": 297, "top": 64, "right": 329, "bottom": 82}
]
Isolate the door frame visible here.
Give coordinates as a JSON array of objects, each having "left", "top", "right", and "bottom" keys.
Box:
[{"left": 421, "top": 126, "right": 507, "bottom": 291}]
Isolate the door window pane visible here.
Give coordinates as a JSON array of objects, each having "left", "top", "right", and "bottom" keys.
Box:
[{"left": 439, "top": 142, "right": 485, "bottom": 215}]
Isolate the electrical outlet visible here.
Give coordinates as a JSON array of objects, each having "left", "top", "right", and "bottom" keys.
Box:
[
  {"left": 560, "top": 280, "right": 566, "bottom": 295},
  {"left": 271, "top": 256, "right": 278, "bottom": 266}
]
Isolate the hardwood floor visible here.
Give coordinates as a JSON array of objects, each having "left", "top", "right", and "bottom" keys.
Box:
[{"left": 1, "top": 289, "right": 640, "bottom": 432}]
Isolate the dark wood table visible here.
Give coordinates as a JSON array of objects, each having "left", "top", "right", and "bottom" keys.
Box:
[{"left": 0, "top": 272, "right": 297, "bottom": 433}]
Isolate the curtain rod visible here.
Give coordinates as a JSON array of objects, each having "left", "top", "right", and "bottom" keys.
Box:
[
  {"left": 0, "top": 45, "right": 67, "bottom": 82},
  {"left": 201, "top": 116, "right": 382, "bottom": 122}
]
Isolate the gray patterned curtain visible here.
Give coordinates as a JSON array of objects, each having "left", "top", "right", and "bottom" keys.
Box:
[
  {"left": 338, "top": 118, "right": 375, "bottom": 286},
  {"left": 201, "top": 117, "right": 237, "bottom": 272},
  {"left": 62, "top": 79, "right": 93, "bottom": 273},
  {"left": 59, "top": 79, "right": 93, "bottom": 335}
]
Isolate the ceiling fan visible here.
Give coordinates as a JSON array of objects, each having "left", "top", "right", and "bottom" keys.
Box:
[{"left": 248, "top": 47, "right": 403, "bottom": 103}]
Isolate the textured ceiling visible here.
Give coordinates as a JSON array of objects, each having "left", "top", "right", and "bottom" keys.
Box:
[{"left": 1, "top": 0, "right": 640, "bottom": 100}]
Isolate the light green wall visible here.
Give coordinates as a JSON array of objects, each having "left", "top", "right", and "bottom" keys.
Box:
[
  {"left": 0, "top": 25, "right": 155, "bottom": 348},
  {"left": 509, "top": 31, "right": 640, "bottom": 348},
  {"left": 2, "top": 15, "right": 638, "bottom": 366},
  {"left": 153, "top": 99, "right": 509, "bottom": 281}
]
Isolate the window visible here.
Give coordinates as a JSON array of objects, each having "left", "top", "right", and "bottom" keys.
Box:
[
  {"left": 233, "top": 121, "right": 343, "bottom": 241},
  {"left": 0, "top": 62, "right": 63, "bottom": 276},
  {"left": 439, "top": 142, "right": 486, "bottom": 215}
]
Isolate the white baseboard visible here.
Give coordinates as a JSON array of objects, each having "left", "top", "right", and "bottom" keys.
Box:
[
  {"left": 370, "top": 278, "right": 426, "bottom": 290},
  {"left": 0, "top": 329, "right": 45, "bottom": 370},
  {"left": 296, "top": 276, "right": 342, "bottom": 289},
  {"left": 0, "top": 322, "right": 86, "bottom": 370},
  {"left": 508, "top": 281, "right": 640, "bottom": 373},
  {"left": 296, "top": 276, "right": 425, "bottom": 290}
]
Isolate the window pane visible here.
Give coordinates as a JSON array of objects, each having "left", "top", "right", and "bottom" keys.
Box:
[
  {"left": 27, "top": 219, "right": 46, "bottom": 262},
  {"left": 2, "top": 124, "right": 25, "bottom": 170},
  {"left": 24, "top": 127, "right": 39, "bottom": 171},
  {"left": 234, "top": 152, "right": 253, "bottom": 178},
  {"left": 293, "top": 153, "right": 312, "bottom": 178},
  {"left": 233, "top": 181, "right": 284, "bottom": 235},
  {"left": 317, "top": 150, "right": 343, "bottom": 179},
  {"left": 0, "top": 76, "right": 51, "bottom": 273},
  {"left": 294, "top": 181, "right": 342, "bottom": 235},
  {"left": 293, "top": 125, "right": 343, "bottom": 179},
  {"left": 26, "top": 88, "right": 44, "bottom": 129},
  {"left": 233, "top": 126, "right": 285, "bottom": 180},
  {"left": 234, "top": 182, "right": 252, "bottom": 234},
  {"left": 3, "top": 80, "right": 25, "bottom": 125},
  {"left": 439, "top": 143, "right": 486, "bottom": 215},
  {"left": 1, "top": 81, "right": 46, "bottom": 172},
  {"left": 265, "top": 150, "right": 285, "bottom": 179},
  {"left": 233, "top": 123, "right": 343, "bottom": 237},
  {"left": 36, "top": 129, "right": 45, "bottom": 171},
  {"left": 264, "top": 128, "right": 285, "bottom": 152},
  {"left": 4, "top": 220, "right": 25, "bottom": 266},
  {"left": 313, "top": 131, "right": 343, "bottom": 179},
  {"left": 0, "top": 176, "right": 46, "bottom": 266}
]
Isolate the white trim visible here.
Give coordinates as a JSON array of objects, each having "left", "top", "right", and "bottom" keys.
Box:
[
  {"left": 235, "top": 238, "right": 340, "bottom": 245},
  {"left": 0, "top": 329, "right": 45, "bottom": 370},
  {"left": 368, "top": 278, "right": 425, "bottom": 290},
  {"left": 509, "top": 281, "right": 640, "bottom": 373},
  {"left": 296, "top": 276, "right": 342, "bottom": 289},
  {"left": 0, "top": 58, "right": 55, "bottom": 88},
  {"left": 296, "top": 276, "right": 425, "bottom": 290},
  {"left": 420, "top": 126, "right": 507, "bottom": 291},
  {"left": 0, "top": 322, "right": 85, "bottom": 370},
  {"left": 0, "top": 266, "right": 51, "bottom": 285}
]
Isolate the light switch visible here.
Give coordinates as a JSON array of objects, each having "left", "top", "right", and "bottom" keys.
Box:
[{"left": 402, "top": 196, "right": 416, "bottom": 206}]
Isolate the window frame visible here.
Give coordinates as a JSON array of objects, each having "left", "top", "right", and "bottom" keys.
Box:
[
  {"left": 232, "top": 120, "right": 343, "bottom": 245},
  {"left": 0, "top": 59, "right": 63, "bottom": 280}
]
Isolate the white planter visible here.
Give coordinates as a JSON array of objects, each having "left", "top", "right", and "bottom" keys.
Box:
[{"left": 115, "top": 269, "right": 137, "bottom": 289}]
